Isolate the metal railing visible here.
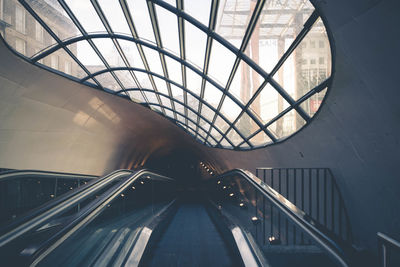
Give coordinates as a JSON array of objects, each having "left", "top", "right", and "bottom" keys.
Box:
[
  {"left": 256, "top": 167, "right": 352, "bottom": 246},
  {"left": 378, "top": 232, "right": 400, "bottom": 267},
  {"left": 0, "top": 169, "right": 133, "bottom": 246},
  {"left": 214, "top": 169, "right": 350, "bottom": 267}
]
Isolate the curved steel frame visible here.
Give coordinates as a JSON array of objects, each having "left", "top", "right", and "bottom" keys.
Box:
[{"left": 11, "top": 0, "right": 332, "bottom": 150}]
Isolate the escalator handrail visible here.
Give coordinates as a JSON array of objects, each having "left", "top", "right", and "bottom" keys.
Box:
[
  {"left": 0, "top": 169, "right": 134, "bottom": 247},
  {"left": 30, "top": 170, "right": 175, "bottom": 266},
  {"left": 217, "top": 168, "right": 350, "bottom": 267},
  {"left": 0, "top": 169, "right": 98, "bottom": 181}
]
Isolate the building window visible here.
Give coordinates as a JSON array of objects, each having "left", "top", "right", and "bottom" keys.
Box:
[
  {"left": 65, "top": 61, "right": 72, "bottom": 75},
  {"left": 15, "top": 5, "right": 26, "bottom": 34},
  {"left": 51, "top": 55, "right": 59, "bottom": 69},
  {"left": 310, "top": 59, "right": 316, "bottom": 65},
  {"left": 35, "top": 21, "right": 43, "bottom": 42},
  {"left": 15, "top": 38, "right": 26, "bottom": 55},
  {"left": 319, "top": 57, "right": 325, "bottom": 65},
  {"left": 310, "top": 41, "right": 315, "bottom": 48},
  {"left": 319, "top": 40, "right": 325, "bottom": 48}
]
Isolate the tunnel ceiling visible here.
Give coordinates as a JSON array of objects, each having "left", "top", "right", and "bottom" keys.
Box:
[{"left": 2, "top": 0, "right": 332, "bottom": 150}]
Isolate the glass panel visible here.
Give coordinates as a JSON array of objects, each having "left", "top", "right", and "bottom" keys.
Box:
[
  {"left": 208, "top": 138, "right": 217, "bottom": 146},
  {"left": 187, "top": 109, "right": 197, "bottom": 124},
  {"left": 41, "top": 49, "right": 86, "bottom": 79},
  {"left": 220, "top": 138, "right": 232, "bottom": 148},
  {"left": 65, "top": 0, "right": 106, "bottom": 33},
  {"left": 247, "top": 0, "right": 315, "bottom": 73},
  {"left": 184, "top": 0, "right": 211, "bottom": 26},
  {"left": 215, "top": 116, "right": 230, "bottom": 133},
  {"left": 67, "top": 40, "right": 105, "bottom": 71},
  {"left": 135, "top": 71, "right": 153, "bottom": 89},
  {"left": 118, "top": 40, "right": 145, "bottom": 69},
  {"left": 97, "top": 0, "right": 131, "bottom": 35},
  {"left": 92, "top": 39, "right": 124, "bottom": 67},
  {"left": 153, "top": 76, "right": 169, "bottom": 95},
  {"left": 156, "top": 5, "right": 180, "bottom": 55},
  {"left": 165, "top": 56, "right": 182, "bottom": 85},
  {"left": 203, "top": 81, "right": 223, "bottom": 109},
  {"left": 300, "top": 87, "right": 327, "bottom": 117},
  {"left": 128, "top": 90, "right": 146, "bottom": 103},
  {"left": 174, "top": 101, "right": 185, "bottom": 115},
  {"left": 177, "top": 114, "right": 186, "bottom": 124},
  {"left": 210, "top": 127, "right": 222, "bottom": 141},
  {"left": 200, "top": 104, "right": 214, "bottom": 122},
  {"left": 226, "top": 128, "right": 244, "bottom": 147},
  {"left": 249, "top": 130, "right": 272, "bottom": 147},
  {"left": 215, "top": 0, "right": 254, "bottom": 49},
  {"left": 160, "top": 95, "right": 172, "bottom": 109},
  {"left": 220, "top": 96, "right": 242, "bottom": 123},
  {"left": 185, "top": 21, "right": 207, "bottom": 70},
  {"left": 267, "top": 109, "right": 306, "bottom": 139},
  {"left": 187, "top": 93, "right": 199, "bottom": 111},
  {"left": 165, "top": 109, "right": 174, "bottom": 118},
  {"left": 96, "top": 72, "right": 121, "bottom": 91},
  {"left": 208, "top": 40, "right": 236, "bottom": 86},
  {"left": 144, "top": 90, "right": 158, "bottom": 104},
  {"left": 197, "top": 127, "right": 207, "bottom": 139},
  {"left": 186, "top": 68, "right": 202, "bottom": 96},
  {"left": 199, "top": 118, "right": 211, "bottom": 132},
  {"left": 142, "top": 46, "right": 163, "bottom": 75},
  {"left": 230, "top": 60, "right": 263, "bottom": 104},
  {"left": 234, "top": 111, "right": 257, "bottom": 139},
  {"left": 126, "top": 0, "right": 156, "bottom": 43},
  {"left": 171, "top": 84, "right": 184, "bottom": 103},
  {"left": 150, "top": 104, "right": 162, "bottom": 113},
  {"left": 273, "top": 18, "right": 331, "bottom": 101},
  {"left": 249, "top": 83, "right": 289, "bottom": 124},
  {"left": 114, "top": 71, "right": 137, "bottom": 88},
  {"left": 187, "top": 126, "right": 195, "bottom": 136},
  {"left": 188, "top": 120, "right": 196, "bottom": 132}
]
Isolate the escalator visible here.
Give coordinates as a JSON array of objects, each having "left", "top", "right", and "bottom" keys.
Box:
[{"left": 0, "top": 169, "right": 351, "bottom": 267}]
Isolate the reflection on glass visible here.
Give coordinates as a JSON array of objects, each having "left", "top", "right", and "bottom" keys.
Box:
[
  {"left": 249, "top": 130, "right": 272, "bottom": 147},
  {"left": 210, "top": 127, "right": 222, "bottom": 141},
  {"left": 171, "top": 84, "right": 184, "bottom": 103},
  {"left": 128, "top": 90, "right": 146, "bottom": 103},
  {"left": 144, "top": 90, "right": 158, "bottom": 104},
  {"left": 118, "top": 40, "right": 145, "bottom": 69},
  {"left": 226, "top": 128, "right": 244, "bottom": 147},
  {"left": 234, "top": 112, "right": 256, "bottom": 139},
  {"left": 160, "top": 95, "right": 172, "bottom": 109},
  {"left": 272, "top": 18, "right": 331, "bottom": 101},
  {"left": 41, "top": 49, "right": 86, "bottom": 78},
  {"left": 200, "top": 104, "right": 215, "bottom": 122},
  {"left": 174, "top": 101, "right": 185, "bottom": 115},
  {"left": 114, "top": 70, "right": 137, "bottom": 88},
  {"left": 220, "top": 138, "right": 232, "bottom": 148},
  {"left": 187, "top": 93, "right": 199, "bottom": 111},
  {"left": 215, "top": 116, "right": 230, "bottom": 132},
  {"left": 153, "top": 76, "right": 169, "bottom": 95},
  {"left": 267, "top": 109, "right": 305, "bottom": 139},
  {"left": 92, "top": 39, "right": 124, "bottom": 67},
  {"left": 96, "top": 72, "right": 121, "bottom": 91},
  {"left": 300, "top": 88, "right": 327, "bottom": 117},
  {"left": 134, "top": 71, "right": 153, "bottom": 89},
  {"left": 165, "top": 109, "right": 174, "bottom": 118}
]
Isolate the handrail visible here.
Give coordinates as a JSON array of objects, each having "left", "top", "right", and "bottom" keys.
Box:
[
  {"left": 0, "top": 169, "right": 133, "bottom": 247},
  {"left": 377, "top": 232, "right": 400, "bottom": 267},
  {"left": 217, "top": 168, "right": 350, "bottom": 267},
  {"left": 30, "top": 170, "right": 175, "bottom": 266},
  {"left": 0, "top": 169, "right": 98, "bottom": 181}
]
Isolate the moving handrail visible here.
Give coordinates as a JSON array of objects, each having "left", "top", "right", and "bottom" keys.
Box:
[
  {"left": 0, "top": 169, "right": 133, "bottom": 247},
  {"left": 30, "top": 169, "right": 175, "bottom": 266},
  {"left": 0, "top": 169, "right": 98, "bottom": 182},
  {"left": 217, "top": 169, "right": 350, "bottom": 267}
]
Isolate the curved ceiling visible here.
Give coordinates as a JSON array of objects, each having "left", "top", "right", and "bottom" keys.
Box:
[{"left": 1, "top": 0, "right": 332, "bottom": 150}]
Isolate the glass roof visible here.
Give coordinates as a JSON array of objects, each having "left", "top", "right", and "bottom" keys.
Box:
[{"left": 1, "top": 0, "right": 332, "bottom": 150}]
